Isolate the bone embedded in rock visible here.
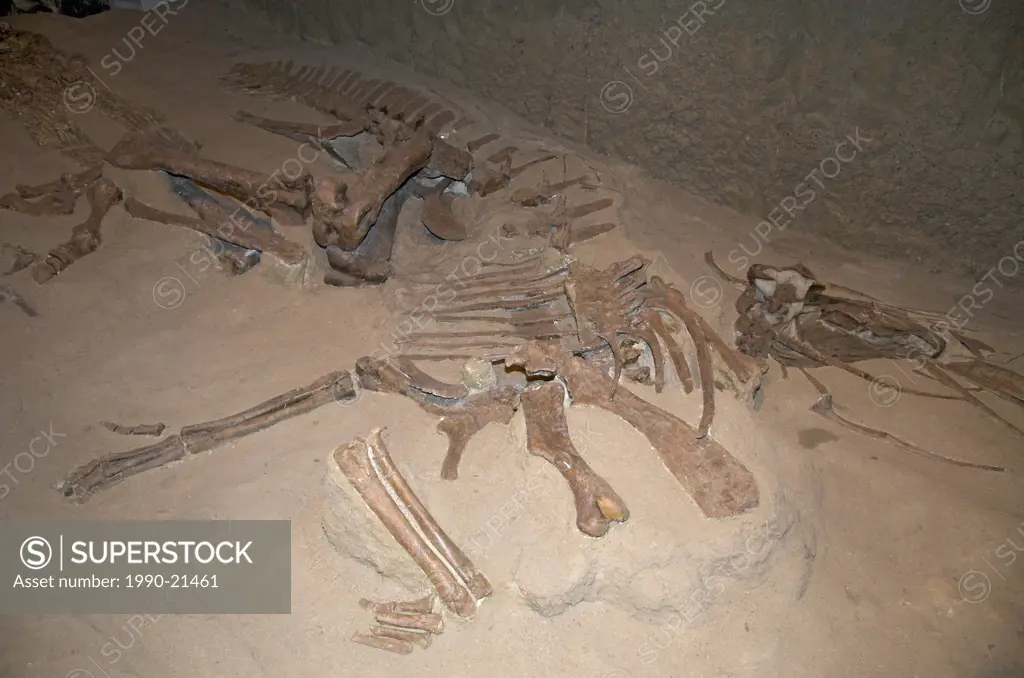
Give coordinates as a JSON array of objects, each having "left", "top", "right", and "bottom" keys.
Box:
[
  {"left": 351, "top": 632, "right": 415, "bottom": 655},
  {"left": 329, "top": 129, "right": 433, "bottom": 249},
  {"left": 372, "top": 609, "right": 445, "bottom": 634},
  {"left": 331, "top": 429, "right": 487, "bottom": 617},
  {"left": 521, "top": 381, "right": 629, "bottom": 537},
  {"left": 507, "top": 343, "right": 760, "bottom": 519},
  {"left": 32, "top": 178, "right": 122, "bottom": 284},
  {"left": 370, "top": 625, "right": 434, "bottom": 648}
]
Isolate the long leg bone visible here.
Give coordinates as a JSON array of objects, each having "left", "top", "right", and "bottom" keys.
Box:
[
  {"left": 60, "top": 371, "right": 354, "bottom": 500},
  {"left": 32, "top": 178, "right": 122, "bottom": 283},
  {"left": 333, "top": 428, "right": 491, "bottom": 617},
  {"left": 124, "top": 198, "right": 305, "bottom": 266},
  {"left": 522, "top": 381, "right": 628, "bottom": 537},
  {"left": 507, "top": 343, "right": 759, "bottom": 519},
  {"left": 107, "top": 132, "right": 311, "bottom": 216}
]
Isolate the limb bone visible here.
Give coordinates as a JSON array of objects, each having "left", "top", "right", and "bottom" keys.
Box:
[{"left": 521, "top": 381, "right": 628, "bottom": 537}]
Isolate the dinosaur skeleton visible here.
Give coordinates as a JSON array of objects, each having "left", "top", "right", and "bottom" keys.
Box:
[{"left": 707, "top": 252, "right": 1023, "bottom": 461}]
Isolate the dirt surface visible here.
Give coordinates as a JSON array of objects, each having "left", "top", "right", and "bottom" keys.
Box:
[{"left": 1, "top": 6, "right": 1023, "bottom": 678}]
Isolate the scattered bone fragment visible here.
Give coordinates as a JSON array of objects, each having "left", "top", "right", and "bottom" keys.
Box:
[
  {"left": 800, "top": 369, "right": 1003, "bottom": 472},
  {"left": 425, "top": 137, "right": 473, "bottom": 180},
  {"left": 521, "top": 381, "right": 629, "bottom": 537},
  {"left": 32, "top": 178, "right": 122, "bottom": 284},
  {"left": 0, "top": 189, "right": 78, "bottom": 216},
  {"left": 1, "top": 243, "right": 36, "bottom": 276},
  {"left": 102, "top": 422, "right": 167, "bottom": 437},
  {"left": 351, "top": 632, "right": 414, "bottom": 655},
  {"left": 370, "top": 625, "right": 433, "bottom": 649},
  {"left": 60, "top": 371, "right": 354, "bottom": 500},
  {"left": 332, "top": 428, "right": 491, "bottom": 616},
  {"left": 359, "top": 594, "right": 436, "bottom": 616},
  {"left": 507, "top": 343, "right": 760, "bottom": 519},
  {"left": 470, "top": 152, "right": 512, "bottom": 197},
  {"left": 371, "top": 609, "right": 444, "bottom": 634},
  {"left": 14, "top": 167, "right": 102, "bottom": 199}
]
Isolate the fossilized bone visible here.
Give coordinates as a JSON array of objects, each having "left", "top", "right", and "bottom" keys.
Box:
[
  {"left": 107, "top": 132, "right": 312, "bottom": 217},
  {"left": 424, "top": 138, "right": 473, "bottom": 181},
  {"left": 32, "top": 178, "right": 122, "bottom": 283},
  {"left": 166, "top": 176, "right": 264, "bottom": 275},
  {"left": 522, "top": 380, "right": 629, "bottom": 537},
  {"left": 59, "top": 371, "right": 355, "bottom": 501},
  {"left": 506, "top": 343, "right": 760, "bottom": 519},
  {"left": 313, "top": 124, "right": 433, "bottom": 250},
  {"left": 800, "top": 368, "right": 1004, "bottom": 472},
  {"left": 1, "top": 166, "right": 104, "bottom": 216},
  {"left": 419, "top": 184, "right": 468, "bottom": 241},
  {"left": 333, "top": 428, "right": 492, "bottom": 617},
  {"left": 1, "top": 243, "right": 36, "bottom": 277},
  {"left": 123, "top": 198, "right": 306, "bottom": 266},
  {"left": 233, "top": 110, "right": 366, "bottom": 143},
  {"left": 324, "top": 182, "right": 415, "bottom": 285},
  {"left": 101, "top": 422, "right": 167, "bottom": 437},
  {"left": 351, "top": 633, "right": 414, "bottom": 655},
  {"left": 355, "top": 357, "right": 519, "bottom": 479},
  {"left": 720, "top": 254, "right": 1024, "bottom": 438}
]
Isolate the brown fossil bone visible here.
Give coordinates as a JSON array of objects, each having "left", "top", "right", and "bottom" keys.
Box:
[
  {"left": 521, "top": 380, "right": 628, "bottom": 537},
  {"left": 314, "top": 125, "right": 433, "bottom": 250},
  {"left": 419, "top": 184, "right": 468, "bottom": 241},
  {"left": 941, "top": 359, "right": 1024, "bottom": 408},
  {"left": 359, "top": 594, "right": 436, "bottom": 616},
  {"left": 371, "top": 609, "right": 444, "bottom": 634},
  {"left": 101, "top": 422, "right": 167, "bottom": 437},
  {"left": 1, "top": 166, "right": 104, "bottom": 215},
  {"left": 351, "top": 632, "right": 414, "bottom": 655},
  {"left": 0, "top": 190, "right": 78, "bottom": 216},
  {"left": 324, "top": 182, "right": 415, "bottom": 284},
  {"left": 14, "top": 167, "right": 103, "bottom": 198},
  {"left": 355, "top": 357, "right": 519, "bottom": 479},
  {"left": 232, "top": 110, "right": 366, "bottom": 142},
  {"left": 32, "top": 178, "right": 122, "bottom": 283},
  {"left": 506, "top": 343, "right": 759, "bottom": 519},
  {"left": 799, "top": 368, "right": 1004, "bottom": 472},
  {"left": 107, "top": 131, "right": 311, "bottom": 216},
  {"left": 59, "top": 371, "right": 355, "bottom": 501},
  {"left": 470, "top": 151, "right": 513, "bottom": 197},
  {"left": 333, "top": 428, "right": 491, "bottom": 617},
  {"left": 425, "top": 137, "right": 473, "bottom": 181},
  {"left": 369, "top": 625, "right": 433, "bottom": 649},
  {"left": 123, "top": 198, "right": 306, "bottom": 266},
  {"left": 1, "top": 243, "right": 36, "bottom": 277}
]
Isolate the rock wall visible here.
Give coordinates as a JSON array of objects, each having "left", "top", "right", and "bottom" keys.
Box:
[{"left": 240, "top": 0, "right": 1024, "bottom": 285}]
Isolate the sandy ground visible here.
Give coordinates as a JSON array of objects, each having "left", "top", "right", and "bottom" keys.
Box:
[{"left": 1, "top": 5, "right": 1023, "bottom": 678}]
